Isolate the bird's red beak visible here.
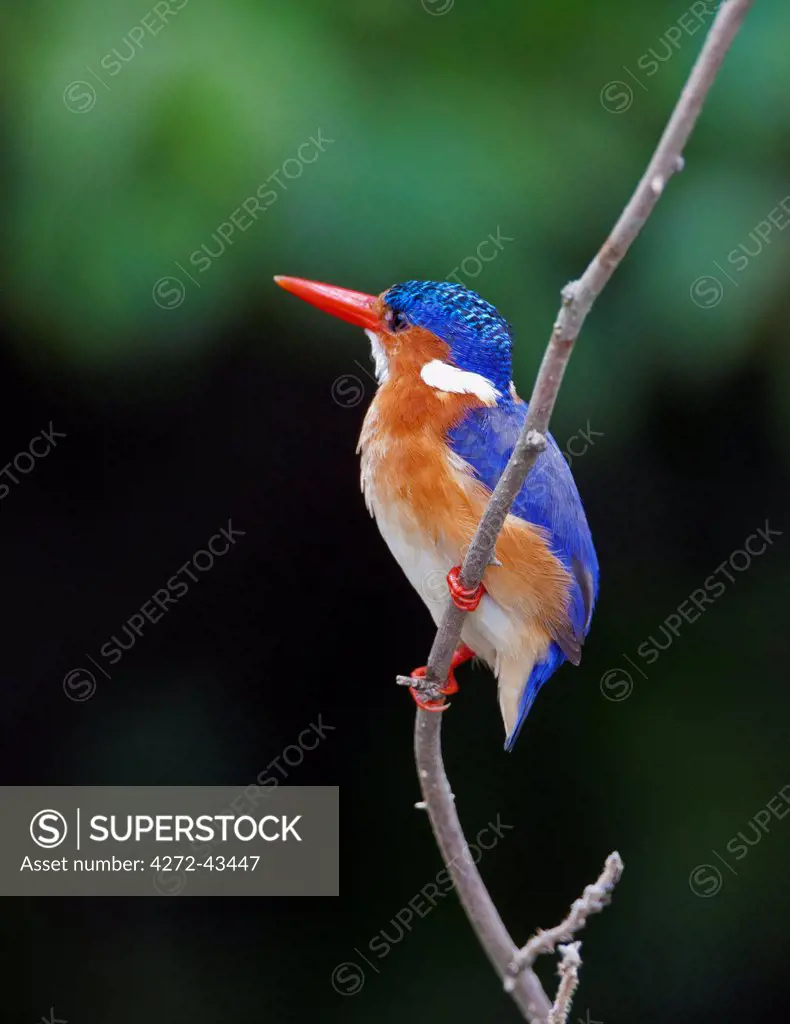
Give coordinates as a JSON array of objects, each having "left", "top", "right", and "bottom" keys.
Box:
[{"left": 274, "top": 276, "right": 380, "bottom": 331}]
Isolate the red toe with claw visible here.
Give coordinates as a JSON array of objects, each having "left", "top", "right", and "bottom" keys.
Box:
[
  {"left": 446, "top": 565, "right": 486, "bottom": 612},
  {"left": 408, "top": 666, "right": 450, "bottom": 711},
  {"left": 407, "top": 645, "right": 476, "bottom": 709}
]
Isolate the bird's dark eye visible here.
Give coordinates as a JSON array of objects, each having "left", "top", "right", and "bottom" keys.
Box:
[{"left": 386, "top": 308, "right": 409, "bottom": 333}]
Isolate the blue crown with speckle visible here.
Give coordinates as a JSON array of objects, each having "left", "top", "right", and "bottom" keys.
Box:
[{"left": 383, "top": 280, "right": 513, "bottom": 395}]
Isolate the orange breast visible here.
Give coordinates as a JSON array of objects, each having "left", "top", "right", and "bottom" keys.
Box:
[{"left": 358, "top": 327, "right": 572, "bottom": 643}]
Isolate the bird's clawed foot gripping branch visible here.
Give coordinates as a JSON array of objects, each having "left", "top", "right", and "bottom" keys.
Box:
[{"left": 409, "top": 3, "right": 756, "bottom": 1021}]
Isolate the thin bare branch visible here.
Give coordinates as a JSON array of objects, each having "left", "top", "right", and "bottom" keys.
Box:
[
  {"left": 510, "top": 852, "right": 624, "bottom": 974},
  {"left": 548, "top": 943, "right": 582, "bottom": 1024},
  {"left": 411, "top": 2, "right": 756, "bottom": 1021}
]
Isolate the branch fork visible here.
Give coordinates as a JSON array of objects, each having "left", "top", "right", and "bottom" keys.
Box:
[{"left": 507, "top": 851, "right": 625, "bottom": 979}]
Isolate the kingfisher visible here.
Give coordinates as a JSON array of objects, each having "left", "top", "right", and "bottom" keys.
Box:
[{"left": 275, "top": 275, "right": 599, "bottom": 750}]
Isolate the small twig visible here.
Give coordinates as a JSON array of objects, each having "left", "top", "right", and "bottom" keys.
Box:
[
  {"left": 548, "top": 943, "right": 582, "bottom": 1024},
  {"left": 510, "top": 852, "right": 624, "bottom": 974},
  {"left": 411, "top": 2, "right": 756, "bottom": 1020}
]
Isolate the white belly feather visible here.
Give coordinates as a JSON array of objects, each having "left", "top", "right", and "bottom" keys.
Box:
[{"left": 368, "top": 495, "right": 550, "bottom": 736}]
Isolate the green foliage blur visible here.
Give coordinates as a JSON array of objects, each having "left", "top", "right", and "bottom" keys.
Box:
[
  {"left": 6, "top": 0, "right": 790, "bottom": 425},
  {"left": 4, "top": 2, "right": 790, "bottom": 1023}
]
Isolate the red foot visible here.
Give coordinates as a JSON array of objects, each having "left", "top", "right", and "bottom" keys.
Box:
[
  {"left": 446, "top": 566, "right": 486, "bottom": 612},
  {"left": 408, "top": 644, "right": 476, "bottom": 710},
  {"left": 408, "top": 667, "right": 450, "bottom": 712}
]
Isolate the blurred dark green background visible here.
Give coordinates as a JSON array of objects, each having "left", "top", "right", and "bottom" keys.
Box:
[{"left": 3, "top": 1, "right": 790, "bottom": 1021}]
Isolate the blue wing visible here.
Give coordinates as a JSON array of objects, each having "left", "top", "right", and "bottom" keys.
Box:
[{"left": 448, "top": 399, "right": 599, "bottom": 747}]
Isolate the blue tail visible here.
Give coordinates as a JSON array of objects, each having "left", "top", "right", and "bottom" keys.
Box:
[{"left": 503, "top": 642, "right": 567, "bottom": 752}]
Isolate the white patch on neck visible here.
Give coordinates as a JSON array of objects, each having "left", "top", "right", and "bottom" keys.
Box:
[
  {"left": 420, "top": 359, "right": 500, "bottom": 405},
  {"left": 364, "top": 330, "right": 389, "bottom": 384}
]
